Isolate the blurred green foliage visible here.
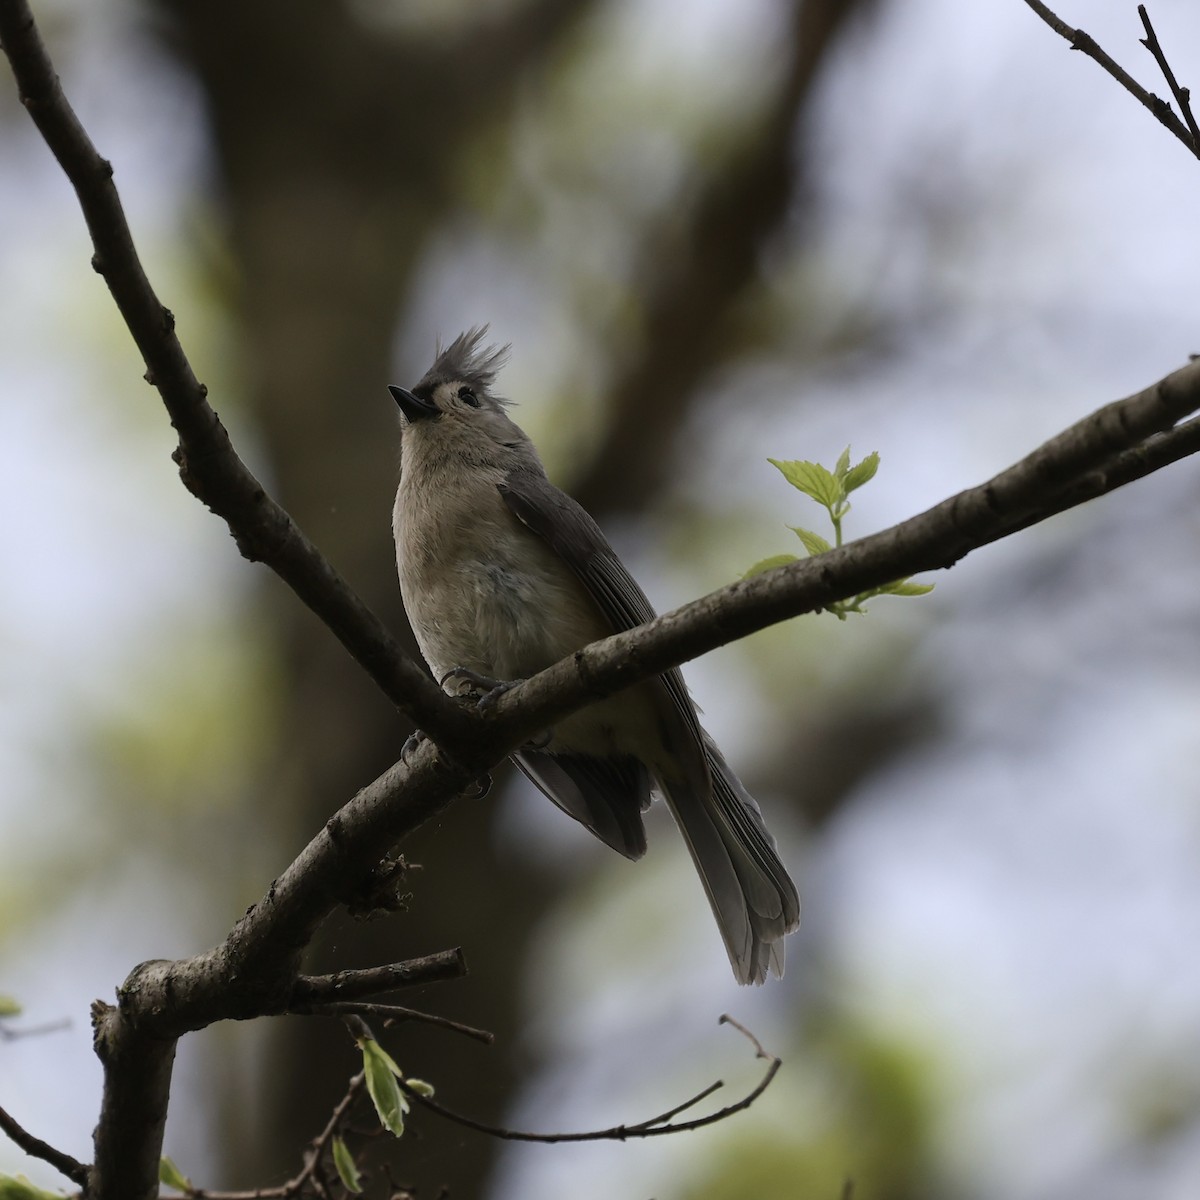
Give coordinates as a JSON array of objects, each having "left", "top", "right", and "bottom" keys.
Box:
[{"left": 681, "top": 1019, "right": 937, "bottom": 1200}]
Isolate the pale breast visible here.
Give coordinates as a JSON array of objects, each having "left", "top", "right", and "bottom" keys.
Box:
[{"left": 394, "top": 470, "right": 608, "bottom": 684}]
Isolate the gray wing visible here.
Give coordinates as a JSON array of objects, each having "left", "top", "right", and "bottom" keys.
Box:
[
  {"left": 511, "top": 752, "right": 652, "bottom": 860},
  {"left": 500, "top": 470, "right": 799, "bottom": 983},
  {"left": 498, "top": 470, "right": 709, "bottom": 787}
]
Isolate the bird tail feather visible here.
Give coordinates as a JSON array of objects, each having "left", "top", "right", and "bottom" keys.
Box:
[{"left": 661, "top": 732, "right": 800, "bottom": 985}]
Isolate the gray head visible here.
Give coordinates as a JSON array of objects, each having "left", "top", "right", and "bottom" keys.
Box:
[
  {"left": 388, "top": 331, "right": 540, "bottom": 475},
  {"left": 390, "top": 328, "right": 537, "bottom": 470}
]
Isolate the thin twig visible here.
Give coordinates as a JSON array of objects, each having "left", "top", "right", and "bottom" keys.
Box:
[
  {"left": 399, "top": 1014, "right": 780, "bottom": 1144},
  {"left": 291, "top": 949, "right": 467, "bottom": 1005},
  {"left": 1137, "top": 4, "right": 1200, "bottom": 154},
  {"left": 625, "top": 1080, "right": 724, "bottom": 1129},
  {"left": 0, "top": 1016, "right": 71, "bottom": 1041},
  {"left": 1022, "top": 0, "right": 1199, "bottom": 157},
  {"left": 0, "top": 1104, "right": 89, "bottom": 1186},
  {"left": 297, "top": 1000, "right": 494, "bottom": 1045},
  {"left": 179, "top": 1074, "right": 366, "bottom": 1200}
]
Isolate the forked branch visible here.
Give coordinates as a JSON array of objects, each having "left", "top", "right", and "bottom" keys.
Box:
[
  {"left": 1023, "top": 0, "right": 1200, "bottom": 158},
  {"left": 400, "top": 1014, "right": 780, "bottom": 1144}
]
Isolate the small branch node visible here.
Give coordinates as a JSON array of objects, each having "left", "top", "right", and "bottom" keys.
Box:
[{"left": 344, "top": 853, "right": 415, "bottom": 919}]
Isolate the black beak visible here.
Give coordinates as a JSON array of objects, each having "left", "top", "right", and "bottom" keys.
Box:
[{"left": 389, "top": 385, "right": 439, "bottom": 422}]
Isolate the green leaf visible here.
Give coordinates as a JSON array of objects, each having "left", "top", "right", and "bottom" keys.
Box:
[
  {"left": 405, "top": 1077, "right": 435, "bottom": 1098},
  {"left": 842, "top": 451, "right": 880, "bottom": 494},
  {"left": 743, "top": 553, "right": 799, "bottom": 579},
  {"left": 158, "top": 1157, "right": 191, "bottom": 1192},
  {"left": 332, "top": 1136, "right": 363, "bottom": 1194},
  {"left": 0, "top": 996, "right": 21, "bottom": 1018},
  {"left": 0, "top": 1177, "right": 63, "bottom": 1200},
  {"left": 834, "top": 446, "right": 851, "bottom": 478},
  {"left": 878, "top": 578, "right": 935, "bottom": 597},
  {"left": 788, "top": 526, "right": 832, "bottom": 557},
  {"left": 369, "top": 1038, "right": 405, "bottom": 1079},
  {"left": 768, "top": 459, "right": 842, "bottom": 508},
  {"left": 360, "top": 1038, "right": 409, "bottom": 1137}
]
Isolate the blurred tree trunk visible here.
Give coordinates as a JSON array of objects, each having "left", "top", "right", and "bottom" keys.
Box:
[
  {"left": 154, "top": 3, "right": 596, "bottom": 1193},
  {"left": 150, "top": 0, "right": 884, "bottom": 1193}
]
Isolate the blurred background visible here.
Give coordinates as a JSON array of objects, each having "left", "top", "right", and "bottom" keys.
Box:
[{"left": 2, "top": 0, "right": 1199, "bottom": 1197}]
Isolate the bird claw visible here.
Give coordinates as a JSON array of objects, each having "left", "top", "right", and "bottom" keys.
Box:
[
  {"left": 401, "top": 726, "right": 490, "bottom": 798},
  {"left": 440, "top": 666, "right": 515, "bottom": 714},
  {"left": 400, "top": 729, "right": 427, "bottom": 762},
  {"left": 440, "top": 666, "right": 507, "bottom": 695},
  {"left": 436, "top": 669, "right": 537, "bottom": 789},
  {"left": 463, "top": 773, "right": 493, "bottom": 800}
]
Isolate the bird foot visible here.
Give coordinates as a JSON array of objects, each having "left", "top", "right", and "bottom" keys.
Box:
[
  {"left": 438, "top": 667, "right": 552, "bottom": 757},
  {"left": 400, "top": 729, "right": 427, "bottom": 762},
  {"left": 400, "top": 725, "right": 490, "bottom": 798},
  {"left": 463, "top": 773, "right": 493, "bottom": 800},
  {"left": 439, "top": 666, "right": 517, "bottom": 715},
  {"left": 440, "top": 666, "right": 509, "bottom": 696}
]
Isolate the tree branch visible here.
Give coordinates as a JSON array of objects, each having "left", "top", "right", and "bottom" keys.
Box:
[
  {"left": 184, "top": 1073, "right": 366, "bottom": 1200},
  {"left": 0, "top": 1104, "right": 89, "bottom": 1186},
  {"left": 401, "top": 1013, "right": 780, "bottom": 1143},
  {"left": 0, "top": 1015, "right": 70, "bottom": 1041},
  {"left": 290, "top": 950, "right": 467, "bottom": 1004},
  {"left": 96, "top": 754, "right": 480, "bottom": 1037},
  {"left": 979, "top": 408, "right": 1200, "bottom": 544},
  {"left": 0, "top": 0, "right": 471, "bottom": 747},
  {"left": 477, "top": 357, "right": 1200, "bottom": 752},
  {"left": 1022, "top": 0, "right": 1200, "bottom": 158},
  {"left": 9, "top": 0, "right": 1197, "bottom": 779},
  {"left": 88, "top": 1000, "right": 178, "bottom": 1200},
  {"left": 37, "top": 742, "right": 477, "bottom": 1199},
  {"left": 296, "top": 1000, "right": 495, "bottom": 1045},
  {"left": 1137, "top": 4, "right": 1200, "bottom": 154}
]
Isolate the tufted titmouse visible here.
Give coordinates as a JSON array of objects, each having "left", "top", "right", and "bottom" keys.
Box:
[{"left": 390, "top": 329, "right": 799, "bottom": 983}]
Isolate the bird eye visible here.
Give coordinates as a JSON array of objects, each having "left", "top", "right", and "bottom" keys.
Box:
[{"left": 457, "top": 386, "right": 479, "bottom": 407}]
